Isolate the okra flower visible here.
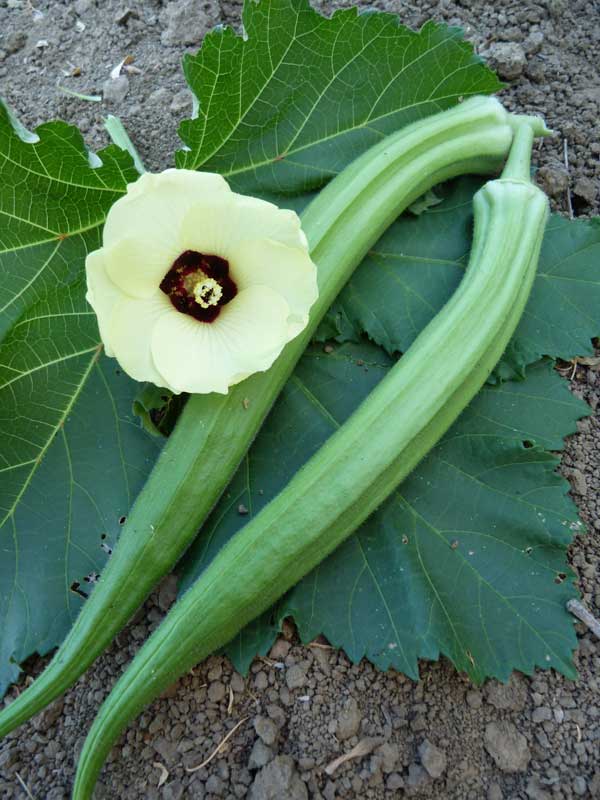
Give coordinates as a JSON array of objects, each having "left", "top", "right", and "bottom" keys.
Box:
[{"left": 85, "top": 169, "right": 318, "bottom": 394}]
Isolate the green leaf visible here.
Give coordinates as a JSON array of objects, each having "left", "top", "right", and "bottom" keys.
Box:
[
  {"left": 177, "top": 0, "right": 501, "bottom": 195},
  {"left": 0, "top": 104, "right": 161, "bottom": 694},
  {"left": 318, "top": 176, "right": 600, "bottom": 378},
  {"left": 179, "top": 344, "right": 588, "bottom": 683},
  {"left": 226, "top": 614, "right": 281, "bottom": 676}
]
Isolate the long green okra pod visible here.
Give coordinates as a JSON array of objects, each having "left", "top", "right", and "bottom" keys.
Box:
[
  {"left": 73, "top": 122, "right": 549, "bottom": 799},
  {"left": 0, "top": 97, "right": 522, "bottom": 737}
]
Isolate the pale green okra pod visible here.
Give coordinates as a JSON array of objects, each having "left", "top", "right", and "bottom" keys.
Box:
[
  {"left": 0, "top": 96, "right": 521, "bottom": 738},
  {"left": 72, "top": 121, "right": 549, "bottom": 799}
]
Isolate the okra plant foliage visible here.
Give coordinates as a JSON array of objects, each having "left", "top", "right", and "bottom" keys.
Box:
[
  {"left": 180, "top": 180, "right": 600, "bottom": 682},
  {"left": 0, "top": 0, "right": 599, "bottom": 694}
]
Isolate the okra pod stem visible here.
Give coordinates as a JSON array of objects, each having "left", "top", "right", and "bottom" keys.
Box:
[
  {"left": 73, "top": 120, "right": 549, "bottom": 799},
  {"left": 0, "top": 97, "right": 519, "bottom": 737}
]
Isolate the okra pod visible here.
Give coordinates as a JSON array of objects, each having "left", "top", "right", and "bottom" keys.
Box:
[
  {"left": 0, "top": 97, "right": 524, "bottom": 737},
  {"left": 0, "top": 97, "right": 523, "bottom": 737},
  {"left": 72, "top": 121, "right": 549, "bottom": 799}
]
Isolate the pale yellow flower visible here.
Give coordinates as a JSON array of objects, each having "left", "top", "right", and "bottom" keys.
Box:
[{"left": 86, "top": 169, "right": 318, "bottom": 394}]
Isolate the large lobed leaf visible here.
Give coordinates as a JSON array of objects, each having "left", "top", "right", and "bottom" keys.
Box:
[
  {"left": 177, "top": 0, "right": 502, "bottom": 194},
  {"left": 179, "top": 343, "right": 588, "bottom": 683},
  {"left": 0, "top": 104, "right": 161, "bottom": 694}
]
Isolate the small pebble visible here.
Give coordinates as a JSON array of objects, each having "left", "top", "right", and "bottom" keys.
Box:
[
  {"left": 485, "top": 41, "right": 527, "bottom": 80},
  {"left": 208, "top": 681, "right": 226, "bottom": 703},
  {"left": 285, "top": 664, "right": 307, "bottom": 691}
]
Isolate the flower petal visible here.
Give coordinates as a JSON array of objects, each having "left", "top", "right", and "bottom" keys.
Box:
[
  {"left": 103, "top": 169, "right": 231, "bottom": 254},
  {"left": 109, "top": 292, "right": 174, "bottom": 388},
  {"left": 229, "top": 238, "right": 318, "bottom": 337},
  {"left": 85, "top": 249, "right": 121, "bottom": 356},
  {"left": 225, "top": 195, "right": 309, "bottom": 250},
  {"left": 151, "top": 286, "right": 291, "bottom": 394},
  {"left": 103, "top": 236, "right": 179, "bottom": 300},
  {"left": 178, "top": 194, "right": 240, "bottom": 257},
  {"left": 180, "top": 194, "right": 308, "bottom": 259}
]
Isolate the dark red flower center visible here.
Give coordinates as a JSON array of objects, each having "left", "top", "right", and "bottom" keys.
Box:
[{"left": 159, "top": 250, "right": 237, "bottom": 323}]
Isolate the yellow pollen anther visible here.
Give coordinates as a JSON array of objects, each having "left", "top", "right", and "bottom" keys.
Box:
[
  {"left": 193, "top": 277, "right": 223, "bottom": 309},
  {"left": 182, "top": 269, "right": 224, "bottom": 309}
]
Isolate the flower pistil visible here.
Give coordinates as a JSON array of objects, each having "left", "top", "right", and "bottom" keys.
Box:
[{"left": 191, "top": 274, "right": 223, "bottom": 309}]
